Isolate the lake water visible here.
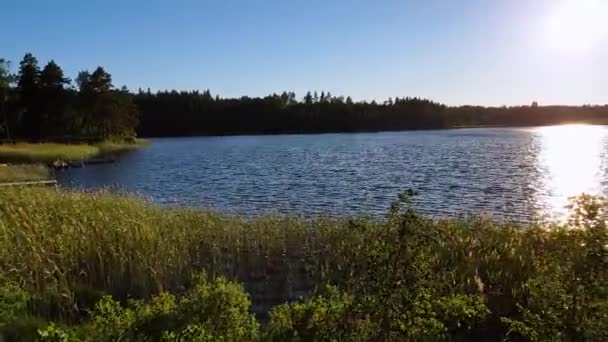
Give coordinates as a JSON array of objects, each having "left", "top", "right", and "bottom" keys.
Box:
[{"left": 57, "top": 125, "right": 608, "bottom": 222}]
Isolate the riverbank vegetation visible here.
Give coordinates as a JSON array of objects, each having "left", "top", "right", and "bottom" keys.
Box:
[
  {"left": 0, "top": 140, "right": 147, "bottom": 164},
  {"left": 3, "top": 53, "right": 608, "bottom": 141},
  {"left": 0, "top": 164, "right": 49, "bottom": 182},
  {"left": 0, "top": 143, "right": 98, "bottom": 163},
  {"left": 0, "top": 188, "right": 606, "bottom": 341}
]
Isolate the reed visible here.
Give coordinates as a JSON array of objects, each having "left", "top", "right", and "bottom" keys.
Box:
[
  {"left": 0, "top": 164, "right": 50, "bottom": 183},
  {"left": 0, "top": 188, "right": 605, "bottom": 341}
]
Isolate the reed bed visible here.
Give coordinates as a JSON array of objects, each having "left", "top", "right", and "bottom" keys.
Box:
[
  {"left": 0, "top": 164, "right": 51, "bottom": 183},
  {"left": 0, "top": 188, "right": 605, "bottom": 341}
]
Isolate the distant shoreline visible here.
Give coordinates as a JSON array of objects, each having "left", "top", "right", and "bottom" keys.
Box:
[{"left": 140, "top": 120, "right": 608, "bottom": 139}]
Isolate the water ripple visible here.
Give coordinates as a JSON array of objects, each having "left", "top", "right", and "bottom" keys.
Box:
[{"left": 57, "top": 126, "right": 608, "bottom": 222}]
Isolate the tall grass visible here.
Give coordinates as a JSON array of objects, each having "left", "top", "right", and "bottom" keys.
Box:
[
  {"left": 0, "top": 187, "right": 332, "bottom": 317},
  {"left": 0, "top": 188, "right": 606, "bottom": 340},
  {"left": 0, "top": 164, "right": 50, "bottom": 183}
]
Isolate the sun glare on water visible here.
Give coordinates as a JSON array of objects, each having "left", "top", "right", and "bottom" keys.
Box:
[
  {"left": 536, "top": 124, "right": 607, "bottom": 220},
  {"left": 543, "top": 0, "right": 608, "bottom": 56}
]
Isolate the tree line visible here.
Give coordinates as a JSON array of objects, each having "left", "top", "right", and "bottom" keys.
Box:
[
  {"left": 0, "top": 54, "right": 137, "bottom": 141},
  {"left": 135, "top": 91, "right": 608, "bottom": 137},
  {"left": 2, "top": 53, "right": 608, "bottom": 140}
]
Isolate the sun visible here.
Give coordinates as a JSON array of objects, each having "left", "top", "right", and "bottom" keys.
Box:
[{"left": 542, "top": 0, "right": 608, "bottom": 56}]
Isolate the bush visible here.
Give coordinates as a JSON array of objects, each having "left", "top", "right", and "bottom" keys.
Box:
[{"left": 89, "top": 274, "right": 259, "bottom": 341}]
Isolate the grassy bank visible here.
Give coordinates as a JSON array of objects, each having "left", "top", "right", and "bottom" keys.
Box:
[
  {"left": 0, "top": 164, "right": 51, "bottom": 183},
  {"left": 0, "top": 139, "right": 148, "bottom": 163},
  {"left": 0, "top": 188, "right": 606, "bottom": 341}
]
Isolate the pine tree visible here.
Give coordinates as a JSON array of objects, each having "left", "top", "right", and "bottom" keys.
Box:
[
  {"left": 40, "top": 60, "right": 70, "bottom": 136},
  {"left": 76, "top": 71, "right": 92, "bottom": 93},
  {"left": 40, "top": 60, "right": 69, "bottom": 89},
  {"left": 90, "top": 67, "right": 112, "bottom": 92},
  {"left": 304, "top": 91, "right": 313, "bottom": 105},
  {"left": 18, "top": 53, "right": 41, "bottom": 138},
  {"left": 0, "top": 59, "right": 12, "bottom": 139}
]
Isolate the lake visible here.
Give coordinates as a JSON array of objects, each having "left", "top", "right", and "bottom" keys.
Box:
[{"left": 56, "top": 125, "right": 608, "bottom": 222}]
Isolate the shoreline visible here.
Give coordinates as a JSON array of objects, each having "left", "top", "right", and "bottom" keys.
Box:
[
  {"left": 139, "top": 121, "right": 608, "bottom": 139},
  {"left": 0, "top": 139, "right": 148, "bottom": 183}
]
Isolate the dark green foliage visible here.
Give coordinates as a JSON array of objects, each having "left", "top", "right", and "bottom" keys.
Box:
[
  {"left": 0, "top": 281, "right": 48, "bottom": 342},
  {"left": 0, "top": 281, "right": 30, "bottom": 329},
  {"left": 265, "top": 286, "right": 374, "bottom": 341},
  {"left": 3, "top": 52, "right": 608, "bottom": 140},
  {"left": 39, "top": 60, "right": 71, "bottom": 137},
  {"left": 2, "top": 54, "right": 138, "bottom": 141},
  {"left": 89, "top": 67, "right": 112, "bottom": 93},
  {"left": 87, "top": 274, "right": 259, "bottom": 341},
  {"left": 38, "top": 323, "right": 82, "bottom": 342},
  {"left": 0, "top": 58, "right": 14, "bottom": 139},
  {"left": 17, "top": 53, "right": 43, "bottom": 138},
  {"left": 134, "top": 90, "right": 608, "bottom": 137}
]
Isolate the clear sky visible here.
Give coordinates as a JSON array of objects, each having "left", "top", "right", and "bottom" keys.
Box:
[{"left": 3, "top": 0, "right": 607, "bottom": 106}]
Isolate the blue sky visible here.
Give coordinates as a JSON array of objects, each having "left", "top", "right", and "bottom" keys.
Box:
[{"left": 3, "top": 0, "right": 607, "bottom": 106}]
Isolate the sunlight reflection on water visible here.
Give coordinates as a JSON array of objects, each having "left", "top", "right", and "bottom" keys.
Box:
[
  {"left": 58, "top": 125, "right": 608, "bottom": 223},
  {"left": 533, "top": 124, "right": 607, "bottom": 221}
]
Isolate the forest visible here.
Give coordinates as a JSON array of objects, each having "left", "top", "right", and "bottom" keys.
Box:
[{"left": 2, "top": 53, "right": 608, "bottom": 140}]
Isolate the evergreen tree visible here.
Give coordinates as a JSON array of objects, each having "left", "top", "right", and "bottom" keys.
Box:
[
  {"left": 17, "top": 53, "right": 40, "bottom": 94},
  {"left": 76, "top": 71, "right": 92, "bottom": 93},
  {"left": 39, "top": 60, "right": 70, "bottom": 136},
  {"left": 0, "top": 59, "right": 12, "bottom": 139},
  {"left": 90, "top": 67, "right": 112, "bottom": 92},
  {"left": 304, "top": 91, "right": 313, "bottom": 105},
  {"left": 288, "top": 92, "right": 297, "bottom": 105},
  {"left": 40, "top": 60, "right": 69, "bottom": 89},
  {"left": 17, "top": 53, "right": 41, "bottom": 138}
]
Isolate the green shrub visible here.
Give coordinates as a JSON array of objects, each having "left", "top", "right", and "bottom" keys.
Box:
[
  {"left": 0, "top": 282, "right": 30, "bottom": 329},
  {"left": 0, "top": 282, "right": 50, "bottom": 342},
  {"left": 266, "top": 286, "right": 373, "bottom": 341},
  {"left": 89, "top": 275, "right": 259, "bottom": 341},
  {"left": 38, "top": 323, "right": 82, "bottom": 342}
]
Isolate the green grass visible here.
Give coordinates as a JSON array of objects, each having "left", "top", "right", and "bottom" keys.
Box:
[
  {"left": 96, "top": 138, "right": 149, "bottom": 155},
  {"left": 0, "top": 188, "right": 606, "bottom": 341},
  {"left": 0, "top": 139, "right": 148, "bottom": 163},
  {"left": 0, "top": 143, "right": 99, "bottom": 163},
  {"left": 0, "top": 164, "right": 51, "bottom": 183}
]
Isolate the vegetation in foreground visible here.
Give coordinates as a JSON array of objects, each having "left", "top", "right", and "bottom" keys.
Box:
[
  {"left": 0, "top": 188, "right": 606, "bottom": 341},
  {"left": 0, "top": 164, "right": 50, "bottom": 183}
]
